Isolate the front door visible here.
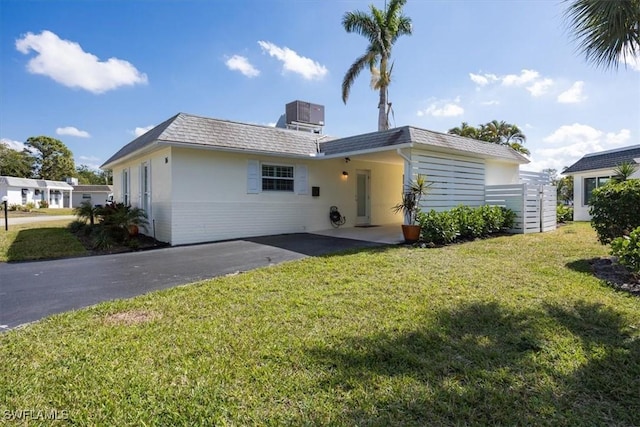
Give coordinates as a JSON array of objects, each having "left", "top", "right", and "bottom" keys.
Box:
[{"left": 356, "top": 170, "right": 371, "bottom": 225}]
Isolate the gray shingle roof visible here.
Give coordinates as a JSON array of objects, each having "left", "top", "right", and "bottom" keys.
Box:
[
  {"left": 102, "top": 113, "right": 322, "bottom": 167},
  {"left": 320, "top": 126, "right": 529, "bottom": 163},
  {"left": 73, "top": 185, "right": 113, "bottom": 192},
  {"left": 0, "top": 176, "right": 73, "bottom": 189},
  {"left": 102, "top": 113, "right": 530, "bottom": 168},
  {"left": 564, "top": 145, "right": 640, "bottom": 174}
]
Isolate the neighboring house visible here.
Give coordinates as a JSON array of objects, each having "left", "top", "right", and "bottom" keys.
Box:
[
  {"left": 563, "top": 145, "right": 640, "bottom": 221},
  {"left": 0, "top": 176, "right": 73, "bottom": 208},
  {"left": 72, "top": 185, "right": 113, "bottom": 207},
  {"left": 101, "top": 111, "right": 530, "bottom": 246}
]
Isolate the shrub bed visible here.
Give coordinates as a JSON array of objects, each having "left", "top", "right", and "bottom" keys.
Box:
[{"left": 417, "top": 205, "right": 515, "bottom": 245}]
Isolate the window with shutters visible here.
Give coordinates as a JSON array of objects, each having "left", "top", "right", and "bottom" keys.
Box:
[{"left": 261, "top": 164, "right": 294, "bottom": 192}]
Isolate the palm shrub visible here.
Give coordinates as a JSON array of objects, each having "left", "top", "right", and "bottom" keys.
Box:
[
  {"left": 98, "top": 203, "right": 149, "bottom": 244},
  {"left": 557, "top": 205, "right": 574, "bottom": 223},
  {"left": 74, "top": 200, "right": 100, "bottom": 226},
  {"left": 589, "top": 179, "right": 640, "bottom": 244}
]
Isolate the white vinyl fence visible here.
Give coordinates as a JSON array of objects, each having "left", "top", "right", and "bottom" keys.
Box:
[{"left": 485, "top": 183, "right": 557, "bottom": 234}]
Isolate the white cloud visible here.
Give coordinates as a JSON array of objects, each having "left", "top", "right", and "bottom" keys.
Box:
[
  {"left": 1, "top": 138, "right": 26, "bottom": 151},
  {"left": 258, "top": 41, "right": 327, "bottom": 80},
  {"left": 469, "top": 72, "right": 498, "bottom": 86},
  {"left": 557, "top": 81, "right": 586, "bottom": 103},
  {"left": 133, "top": 126, "right": 154, "bottom": 137},
  {"left": 469, "top": 68, "right": 554, "bottom": 97},
  {"left": 417, "top": 97, "right": 464, "bottom": 117},
  {"left": 527, "top": 124, "right": 631, "bottom": 171},
  {"left": 481, "top": 100, "right": 500, "bottom": 106},
  {"left": 502, "top": 69, "right": 540, "bottom": 86},
  {"left": 225, "top": 55, "right": 260, "bottom": 78},
  {"left": 15, "top": 30, "right": 148, "bottom": 94},
  {"left": 56, "top": 126, "right": 90, "bottom": 138},
  {"left": 526, "top": 78, "right": 553, "bottom": 97}
]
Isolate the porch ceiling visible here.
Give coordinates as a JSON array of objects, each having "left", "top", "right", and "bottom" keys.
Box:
[{"left": 346, "top": 150, "right": 404, "bottom": 165}]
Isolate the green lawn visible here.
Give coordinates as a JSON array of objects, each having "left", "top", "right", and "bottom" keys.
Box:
[
  {"left": 1, "top": 223, "right": 638, "bottom": 425},
  {"left": 0, "top": 219, "right": 87, "bottom": 262}
]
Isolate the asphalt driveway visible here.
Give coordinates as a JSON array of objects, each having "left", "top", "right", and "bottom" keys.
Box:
[{"left": 0, "top": 234, "right": 383, "bottom": 331}]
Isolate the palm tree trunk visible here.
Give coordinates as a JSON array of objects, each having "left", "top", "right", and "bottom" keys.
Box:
[{"left": 378, "top": 86, "right": 388, "bottom": 131}]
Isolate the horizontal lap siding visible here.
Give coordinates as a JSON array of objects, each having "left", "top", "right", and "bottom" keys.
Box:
[
  {"left": 485, "top": 184, "right": 557, "bottom": 234},
  {"left": 411, "top": 150, "right": 485, "bottom": 212}
]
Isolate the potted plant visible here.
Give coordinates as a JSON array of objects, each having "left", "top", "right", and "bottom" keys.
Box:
[{"left": 392, "top": 174, "right": 430, "bottom": 243}]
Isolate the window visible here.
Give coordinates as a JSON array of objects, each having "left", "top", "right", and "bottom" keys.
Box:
[
  {"left": 584, "top": 176, "right": 611, "bottom": 205},
  {"left": 262, "top": 164, "right": 294, "bottom": 192},
  {"left": 82, "top": 194, "right": 91, "bottom": 200},
  {"left": 122, "top": 169, "right": 129, "bottom": 205}
]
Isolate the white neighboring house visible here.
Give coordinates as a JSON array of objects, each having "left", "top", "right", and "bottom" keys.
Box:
[
  {"left": 563, "top": 145, "right": 640, "bottom": 221},
  {"left": 71, "top": 185, "right": 113, "bottom": 207},
  {"left": 101, "top": 111, "right": 531, "bottom": 246},
  {"left": 0, "top": 176, "right": 73, "bottom": 208}
]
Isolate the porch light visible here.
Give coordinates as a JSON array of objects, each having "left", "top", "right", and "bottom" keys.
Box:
[{"left": 342, "top": 171, "right": 349, "bottom": 177}]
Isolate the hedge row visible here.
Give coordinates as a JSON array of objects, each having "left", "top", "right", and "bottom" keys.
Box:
[{"left": 417, "top": 205, "right": 516, "bottom": 245}]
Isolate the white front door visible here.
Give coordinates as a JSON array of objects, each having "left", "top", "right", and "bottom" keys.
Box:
[{"left": 356, "top": 169, "right": 371, "bottom": 225}]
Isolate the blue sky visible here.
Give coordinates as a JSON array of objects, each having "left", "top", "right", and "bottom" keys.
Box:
[{"left": 1, "top": 0, "right": 638, "bottom": 173}]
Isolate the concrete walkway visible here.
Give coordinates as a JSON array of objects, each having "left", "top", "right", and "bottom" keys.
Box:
[
  {"left": 6, "top": 215, "right": 75, "bottom": 225},
  {"left": 0, "top": 233, "right": 386, "bottom": 331}
]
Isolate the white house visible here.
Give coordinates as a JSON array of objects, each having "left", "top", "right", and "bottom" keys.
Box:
[
  {"left": 563, "top": 145, "right": 640, "bottom": 221},
  {"left": 71, "top": 185, "right": 113, "bottom": 207},
  {"left": 0, "top": 176, "right": 73, "bottom": 208},
  {"left": 101, "top": 111, "right": 531, "bottom": 246}
]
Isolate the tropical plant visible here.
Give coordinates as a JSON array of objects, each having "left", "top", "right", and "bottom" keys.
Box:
[
  {"left": 564, "top": 0, "right": 640, "bottom": 70},
  {"left": 392, "top": 174, "right": 430, "bottom": 225},
  {"left": 99, "top": 203, "right": 149, "bottom": 242},
  {"left": 341, "top": 0, "right": 412, "bottom": 131},
  {"left": 611, "top": 226, "right": 640, "bottom": 274},
  {"left": 589, "top": 179, "right": 640, "bottom": 244},
  {"left": 557, "top": 205, "right": 574, "bottom": 223},
  {"left": 612, "top": 161, "right": 638, "bottom": 182},
  {"left": 447, "top": 122, "right": 479, "bottom": 139},
  {"left": 74, "top": 200, "right": 100, "bottom": 226}
]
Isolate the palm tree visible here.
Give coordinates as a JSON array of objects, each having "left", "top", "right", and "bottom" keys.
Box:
[
  {"left": 564, "top": 0, "right": 640, "bottom": 70},
  {"left": 613, "top": 161, "right": 639, "bottom": 181},
  {"left": 341, "top": 0, "right": 412, "bottom": 131},
  {"left": 448, "top": 122, "right": 479, "bottom": 139},
  {"left": 449, "top": 120, "right": 530, "bottom": 155}
]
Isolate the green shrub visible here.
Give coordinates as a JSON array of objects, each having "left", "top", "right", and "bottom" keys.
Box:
[
  {"left": 39, "top": 200, "right": 49, "bottom": 209},
  {"left": 8, "top": 204, "right": 20, "bottom": 211},
  {"left": 611, "top": 226, "right": 640, "bottom": 274},
  {"left": 557, "top": 205, "right": 573, "bottom": 223},
  {"left": 22, "top": 202, "right": 36, "bottom": 212},
  {"left": 589, "top": 180, "right": 640, "bottom": 244},
  {"left": 419, "top": 205, "right": 516, "bottom": 245},
  {"left": 450, "top": 205, "right": 483, "bottom": 239},
  {"left": 418, "top": 210, "right": 459, "bottom": 244}
]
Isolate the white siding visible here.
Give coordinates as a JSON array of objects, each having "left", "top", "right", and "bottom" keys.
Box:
[
  {"left": 108, "top": 147, "right": 172, "bottom": 243},
  {"left": 486, "top": 160, "right": 520, "bottom": 185},
  {"left": 409, "top": 149, "right": 486, "bottom": 212},
  {"left": 169, "top": 148, "right": 402, "bottom": 245},
  {"left": 572, "top": 167, "right": 640, "bottom": 221}
]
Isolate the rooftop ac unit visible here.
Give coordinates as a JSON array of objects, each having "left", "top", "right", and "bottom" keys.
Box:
[{"left": 286, "top": 101, "right": 325, "bottom": 126}]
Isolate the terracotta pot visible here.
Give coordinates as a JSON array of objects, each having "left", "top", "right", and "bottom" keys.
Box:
[
  {"left": 128, "top": 224, "right": 139, "bottom": 236},
  {"left": 401, "top": 224, "right": 421, "bottom": 243}
]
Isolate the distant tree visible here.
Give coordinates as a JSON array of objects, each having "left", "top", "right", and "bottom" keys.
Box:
[
  {"left": 76, "top": 165, "right": 112, "bottom": 185},
  {"left": 564, "top": 0, "right": 640, "bottom": 70},
  {"left": 557, "top": 175, "right": 574, "bottom": 204},
  {"left": 25, "top": 136, "right": 75, "bottom": 181},
  {"left": 341, "top": 0, "right": 412, "bottom": 131},
  {"left": 542, "top": 168, "right": 559, "bottom": 185},
  {"left": 0, "top": 143, "right": 35, "bottom": 177},
  {"left": 448, "top": 120, "right": 530, "bottom": 155}
]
